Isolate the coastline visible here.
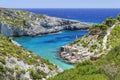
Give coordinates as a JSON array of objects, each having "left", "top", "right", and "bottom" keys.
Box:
[
  {"left": 11, "top": 40, "right": 21, "bottom": 46},
  {"left": 13, "top": 30, "right": 88, "bottom": 70}
]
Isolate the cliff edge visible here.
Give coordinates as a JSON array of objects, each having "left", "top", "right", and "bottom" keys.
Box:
[
  {"left": 59, "top": 17, "right": 119, "bottom": 64},
  {"left": 0, "top": 8, "right": 92, "bottom": 37}
]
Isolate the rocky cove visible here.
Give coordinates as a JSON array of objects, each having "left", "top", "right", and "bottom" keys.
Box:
[
  {"left": 1, "top": 8, "right": 120, "bottom": 80},
  {"left": 0, "top": 8, "right": 92, "bottom": 68},
  {"left": 59, "top": 21, "right": 118, "bottom": 64},
  {"left": 14, "top": 30, "right": 89, "bottom": 70},
  {"left": 0, "top": 8, "right": 92, "bottom": 79}
]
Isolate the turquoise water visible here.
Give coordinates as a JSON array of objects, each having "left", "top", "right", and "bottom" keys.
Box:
[
  {"left": 14, "top": 9, "right": 120, "bottom": 70},
  {"left": 14, "top": 30, "right": 88, "bottom": 70}
]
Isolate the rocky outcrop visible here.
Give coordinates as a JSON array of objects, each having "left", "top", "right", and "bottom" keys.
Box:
[
  {"left": 59, "top": 44, "right": 94, "bottom": 64},
  {"left": 0, "top": 23, "right": 27, "bottom": 37},
  {"left": 0, "top": 35, "right": 63, "bottom": 80},
  {"left": 0, "top": 8, "right": 92, "bottom": 37},
  {"left": 59, "top": 24, "right": 115, "bottom": 64}
]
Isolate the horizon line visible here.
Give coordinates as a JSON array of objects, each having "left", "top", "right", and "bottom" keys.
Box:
[
  {"left": 15, "top": 8, "right": 120, "bottom": 9},
  {"left": 1, "top": 7, "right": 120, "bottom": 9}
]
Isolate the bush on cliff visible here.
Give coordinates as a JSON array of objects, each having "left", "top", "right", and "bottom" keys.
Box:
[
  {"left": 0, "top": 34, "right": 59, "bottom": 79},
  {"left": 89, "top": 24, "right": 108, "bottom": 35},
  {"left": 117, "top": 14, "right": 120, "bottom": 21},
  {"left": 104, "top": 17, "right": 116, "bottom": 27},
  {"left": 48, "top": 44, "right": 120, "bottom": 80},
  {"left": 48, "top": 17, "right": 120, "bottom": 80}
]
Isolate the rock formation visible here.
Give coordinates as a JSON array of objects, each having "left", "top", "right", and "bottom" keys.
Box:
[{"left": 0, "top": 8, "right": 92, "bottom": 37}]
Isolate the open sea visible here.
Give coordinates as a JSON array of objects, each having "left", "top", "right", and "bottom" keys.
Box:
[{"left": 14, "top": 9, "right": 120, "bottom": 70}]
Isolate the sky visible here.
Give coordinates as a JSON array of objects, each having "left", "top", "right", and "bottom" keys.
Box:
[{"left": 0, "top": 0, "right": 120, "bottom": 8}]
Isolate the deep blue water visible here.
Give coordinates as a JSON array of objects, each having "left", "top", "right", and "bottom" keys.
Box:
[
  {"left": 14, "top": 9, "right": 120, "bottom": 70},
  {"left": 14, "top": 30, "right": 88, "bottom": 70},
  {"left": 19, "top": 8, "right": 120, "bottom": 23}
]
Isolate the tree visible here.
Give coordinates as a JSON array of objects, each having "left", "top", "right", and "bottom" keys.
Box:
[
  {"left": 100, "top": 24, "right": 108, "bottom": 31},
  {"left": 117, "top": 14, "right": 120, "bottom": 21},
  {"left": 105, "top": 17, "right": 116, "bottom": 27},
  {"left": 89, "top": 24, "right": 108, "bottom": 35}
]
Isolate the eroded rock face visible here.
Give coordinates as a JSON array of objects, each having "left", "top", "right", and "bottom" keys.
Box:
[
  {"left": 0, "top": 8, "right": 92, "bottom": 37},
  {"left": 59, "top": 45, "right": 94, "bottom": 64},
  {"left": 0, "top": 20, "right": 91, "bottom": 37},
  {"left": 0, "top": 23, "right": 27, "bottom": 37},
  {"left": 0, "top": 34, "right": 63, "bottom": 80},
  {"left": 59, "top": 34, "right": 105, "bottom": 64}
]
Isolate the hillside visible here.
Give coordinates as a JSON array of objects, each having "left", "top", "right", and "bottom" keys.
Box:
[
  {"left": 0, "top": 8, "right": 91, "bottom": 37},
  {"left": 1, "top": 8, "right": 120, "bottom": 80},
  {"left": 59, "top": 17, "right": 117, "bottom": 64},
  {"left": 48, "top": 15, "right": 120, "bottom": 80},
  {"left": 0, "top": 8, "right": 91, "bottom": 80},
  {"left": 0, "top": 34, "right": 63, "bottom": 80}
]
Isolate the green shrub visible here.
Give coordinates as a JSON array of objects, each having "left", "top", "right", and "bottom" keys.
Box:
[
  {"left": 0, "top": 57, "right": 6, "bottom": 64},
  {"left": 21, "top": 70, "right": 26, "bottom": 74},
  {"left": 6, "top": 68, "right": 14, "bottom": 74},
  {"left": 104, "top": 17, "right": 116, "bottom": 27},
  {"left": 0, "top": 64, "right": 5, "bottom": 73},
  {"left": 14, "top": 65, "right": 19, "bottom": 70},
  {"left": 82, "top": 41, "right": 88, "bottom": 47},
  {"left": 117, "top": 14, "right": 120, "bottom": 21},
  {"left": 48, "top": 65, "right": 57, "bottom": 70},
  {"left": 7, "top": 74, "right": 16, "bottom": 80},
  {"left": 75, "top": 60, "right": 92, "bottom": 67},
  {"left": 89, "top": 24, "right": 108, "bottom": 35},
  {"left": 26, "top": 58, "right": 38, "bottom": 65},
  {"left": 89, "top": 44, "right": 97, "bottom": 52},
  {"left": 29, "top": 68, "right": 47, "bottom": 79}
]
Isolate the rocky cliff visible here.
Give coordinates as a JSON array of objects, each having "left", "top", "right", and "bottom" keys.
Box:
[
  {"left": 49, "top": 15, "right": 120, "bottom": 80},
  {"left": 0, "top": 8, "right": 92, "bottom": 37},
  {"left": 0, "top": 34, "right": 63, "bottom": 80},
  {"left": 59, "top": 17, "right": 117, "bottom": 64},
  {"left": 0, "top": 8, "right": 67, "bottom": 80}
]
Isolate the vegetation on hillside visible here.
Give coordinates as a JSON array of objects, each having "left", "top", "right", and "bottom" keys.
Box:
[
  {"left": 0, "top": 34, "right": 58, "bottom": 80},
  {"left": 104, "top": 17, "right": 116, "bottom": 27},
  {"left": 48, "top": 15, "right": 120, "bottom": 80},
  {"left": 117, "top": 14, "right": 120, "bottom": 21},
  {"left": 89, "top": 24, "right": 108, "bottom": 35},
  {"left": 49, "top": 45, "right": 120, "bottom": 80},
  {"left": 0, "top": 8, "right": 45, "bottom": 28},
  {"left": 107, "top": 24, "right": 120, "bottom": 49},
  {"left": 1, "top": 8, "right": 120, "bottom": 80}
]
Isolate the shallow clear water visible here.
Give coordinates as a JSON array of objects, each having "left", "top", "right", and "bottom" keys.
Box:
[{"left": 14, "top": 30, "right": 88, "bottom": 70}]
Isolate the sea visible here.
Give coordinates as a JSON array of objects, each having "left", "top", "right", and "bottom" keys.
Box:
[{"left": 14, "top": 8, "right": 120, "bottom": 70}]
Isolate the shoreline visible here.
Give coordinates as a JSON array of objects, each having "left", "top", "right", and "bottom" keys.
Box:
[
  {"left": 13, "top": 30, "right": 88, "bottom": 70},
  {"left": 11, "top": 40, "right": 21, "bottom": 46}
]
